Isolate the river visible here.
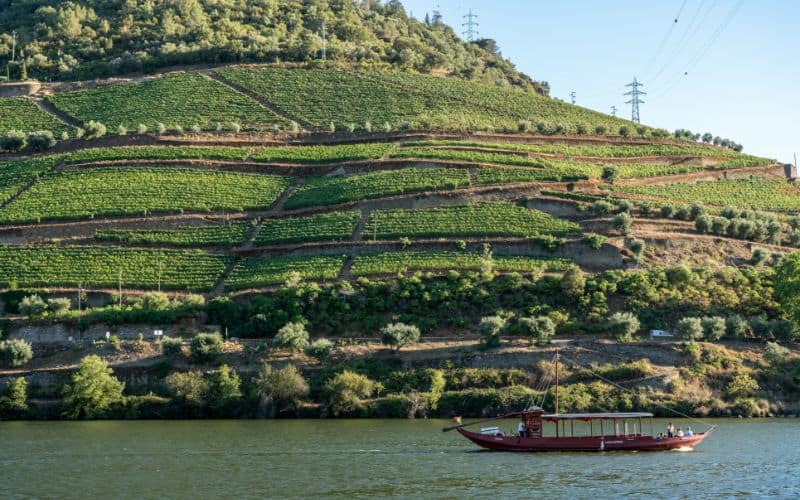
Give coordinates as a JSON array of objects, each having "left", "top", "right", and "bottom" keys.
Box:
[{"left": 2, "top": 418, "right": 798, "bottom": 498}]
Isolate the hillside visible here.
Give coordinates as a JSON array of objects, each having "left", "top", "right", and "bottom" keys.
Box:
[
  {"left": 0, "top": 53, "right": 797, "bottom": 420},
  {"left": 0, "top": 0, "right": 539, "bottom": 89}
]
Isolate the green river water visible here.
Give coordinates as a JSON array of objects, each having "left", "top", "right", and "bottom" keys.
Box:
[{"left": 2, "top": 418, "right": 798, "bottom": 498}]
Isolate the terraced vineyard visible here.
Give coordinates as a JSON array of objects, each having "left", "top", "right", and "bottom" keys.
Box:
[
  {"left": 0, "top": 246, "right": 229, "bottom": 291},
  {"left": 350, "top": 251, "right": 572, "bottom": 276},
  {"left": 613, "top": 178, "right": 800, "bottom": 212},
  {"left": 225, "top": 255, "right": 346, "bottom": 290},
  {"left": 252, "top": 143, "right": 392, "bottom": 163},
  {"left": 364, "top": 202, "right": 581, "bottom": 239},
  {"left": 96, "top": 221, "right": 255, "bottom": 247},
  {"left": 0, "top": 156, "right": 62, "bottom": 204},
  {"left": 0, "top": 168, "right": 289, "bottom": 224},
  {"left": 64, "top": 146, "right": 252, "bottom": 163},
  {"left": 284, "top": 168, "right": 470, "bottom": 209},
  {"left": 46, "top": 74, "right": 288, "bottom": 131},
  {"left": 255, "top": 212, "right": 360, "bottom": 245},
  {"left": 0, "top": 98, "right": 74, "bottom": 137}
]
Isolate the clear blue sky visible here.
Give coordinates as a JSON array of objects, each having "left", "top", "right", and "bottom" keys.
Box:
[{"left": 402, "top": 0, "right": 799, "bottom": 163}]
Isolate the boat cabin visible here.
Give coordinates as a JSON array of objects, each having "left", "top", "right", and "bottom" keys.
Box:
[{"left": 521, "top": 408, "right": 654, "bottom": 439}]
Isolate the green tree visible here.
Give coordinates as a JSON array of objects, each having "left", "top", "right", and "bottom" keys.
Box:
[
  {"left": 190, "top": 332, "right": 223, "bottom": 363},
  {"left": 272, "top": 322, "right": 309, "bottom": 352},
  {"left": 601, "top": 165, "right": 618, "bottom": 183},
  {"left": 726, "top": 372, "right": 759, "bottom": 399},
  {"left": 380, "top": 323, "right": 421, "bottom": 351},
  {"left": 19, "top": 295, "right": 48, "bottom": 317},
  {"left": 677, "top": 317, "right": 704, "bottom": 341},
  {"left": 763, "top": 342, "right": 789, "bottom": 365},
  {"left": 774, "top": 253, "right": 800, "bottom": 326},
  {"left": 479, "top": 316, "right": 507, "bottom": 348},
  {"left": 0, "top": 377, "right": 28, "bottom": 412},
  {"left": 701, "top": 316, "right": 726, "bottom": 341},
  {"left": 254, "top": 363, "right": 309, "bottom": 417},
  {"left": 518, "top": 316, "right": 555, "bottom": 345},
  {"left": 606, "top": 312, "right": 640, "bottom": 342},
  {"left": 304, "top": 339, "right": 334, "bottom": 362},
  {"left": 612, "top": 212, "right": 632, "bottom": 235},
  {"left": 561, "top": 266, "right": 586, "bottom": 297},
  {"left": 165, "top": 371, "right": 208, "bottom": 407},
  {"left": 0, "top": 339, "right": 33, "bottom": 367},
  {"left": 208, "top": 364, "right": 242, "bottom": 412},
  {"left": 47, "top": 297, "right": 71, "bottom": 315},
  {"left": 325, "top": 370, "right": 374, "bottom": 416},
  {"left": 141, "top": 292, "right": 170, "bottom": 311},
  {"left": 62, "top": 355, "right": 124, "bottom": 418}
]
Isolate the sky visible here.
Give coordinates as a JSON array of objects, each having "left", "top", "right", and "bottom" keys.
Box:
[{"left": 401, "top": 0, "right": 800, "bottom": 163}]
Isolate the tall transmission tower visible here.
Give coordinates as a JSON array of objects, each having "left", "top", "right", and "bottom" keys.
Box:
[
  {"left": 611, "top": 105, "right": 617, "bottom": 117},
  {"left": 569, "top": 91, "right": 576, "bottom": 105},
  {"left": 624, "top": 78, "right": 646, "bottom": 123},
  {"left": 462, "top": 9, "right": 479, "bottom": 41}
]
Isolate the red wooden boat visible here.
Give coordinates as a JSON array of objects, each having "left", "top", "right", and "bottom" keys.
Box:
[{"left": 445, "top": 352, "right": 715, "bottom": 452}]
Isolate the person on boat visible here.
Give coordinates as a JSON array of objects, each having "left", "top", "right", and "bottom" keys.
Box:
[
  {"left": 518, "top": 421, "right": 526, "bottom": 437},
  {"left": 686, "top": 427, "right": 693, "bottom": 437},
  {"left": 655, "top": 433, "right": 663, "bottom": 440},
  {"left": 677, "top": 428, "right": 685, "bottom": 438},
  {"left": 667, "top": 423, "right": 675, "bottom": 437}
]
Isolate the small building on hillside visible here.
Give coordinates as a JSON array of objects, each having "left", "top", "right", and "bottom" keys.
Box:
[{"left": 649, "top": 329, "right": 674, "bottom": 340}]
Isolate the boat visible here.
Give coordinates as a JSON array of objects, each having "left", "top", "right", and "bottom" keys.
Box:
[{"left": 445, "top": 351, "right": 715, "bottom": 452}]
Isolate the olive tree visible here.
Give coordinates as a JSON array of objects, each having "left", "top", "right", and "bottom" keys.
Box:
[{"left": 380, "top": 323, "right": 420, "bottom": 351}]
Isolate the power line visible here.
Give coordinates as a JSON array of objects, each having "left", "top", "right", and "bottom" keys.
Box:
[
  {"left": 640, "top": 0, "right": 689, "bottom": 79},
  {"left": 611, "top": 105, "right": 617, "bottom": 117},
  {"left": 462, "top": 9, "right": 479, "bottom": 41},
  {"left": 624, "top": 78, "right": 646, "bottom": 123}
]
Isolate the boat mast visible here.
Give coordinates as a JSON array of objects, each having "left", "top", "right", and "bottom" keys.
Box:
[{"left": 555, "top": 349, "right": 559, "bottom": 415}]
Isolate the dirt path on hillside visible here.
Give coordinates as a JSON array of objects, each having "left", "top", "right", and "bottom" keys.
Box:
[{"left": 33, "top": 97, "right": 83, "bottom": 128}]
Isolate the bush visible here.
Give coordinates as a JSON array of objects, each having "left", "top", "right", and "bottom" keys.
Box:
[
  {"left": 726, "top": 372, "right": 759, "bottom": 399},
  {"left": 616, "top": 200, "right": 633, "bottom": 214},
  {"left": 601, "top": 165, "right": 618, "bottom": 183},
  {"left": 304, "top": 338, "right": 334, "bottom": 362},
  {"left": 85, "top": 120, "right": 107, "bottom": 139},
  {"left": 594, "top": 125, "right": 607, "bottom": 135},
  {"left": 619, "top": 126, "right": 630, "bottom": 137},
  {"left": 638, "top": 202, "right": 652, "bottom": 216},
  {"left": 575, "top": 123, "right": 587, "bottom": 135},
  {"left": 677, "top": 317, "right": 703, "bottom": 341},
  {"left": 660, "top": 205, "right": 675, "bottom": 218},
  {"left": 0, "top": 339, "right": 33, "bottom": 367},
  {"left": 0, "top": 130, "right": 27, "bottom": 151},
  {"left": 695, "top": 215, "right": 711, "bottom": 233},
  {"left": 141, "top": 292, "right": 170, "bottom": 311},
  {"left": 517, "top": 316, "right": 555, "bottom": 345},
  {"left": 0, "top": 377, "right": 28, "bottom": 412},
  {"left": 701, "top": 316, "right": 726, "bottom": 341},
  {"left": 325, "top": 370, "right": 374, "bottom": 416},
  {"left": 592, "top": 199, "right": 614, "bottom": 215},
  {"left": 254, "top": 363, "right": 309, "bottom": 417},
  {"left": 606, "top": 312, "right": 640, "bottom": 342},
  {"left": 137, "top": 124, "right": 148, "bottom": 134},
  {"left": 380, "top": 322, "right": 420, "bottom": 351},
  {"left": 190, "top": 332, "right": 224, "bottom": 363},
  {"left": 47, "top": 297, "right": 71, "bottom": 315},
  {"left": 612, "top": 212, "right": 632, "bottom": 235},
  {"left": 751, "top": 248, "right": 768, "bottom": 266},
  {"left": 272, "top": 322, "right": 309, "bottom": 352},
  {"left": 666, "top": 265, "right": 692, "bottom": 286},
  {"left": 165, "top": 371, "right": 208, "bottom": 407},
  {"left": 764, "top": 342, "right": 789, "bottom": 365},
  {"left": 584, "top": 233, "right": 607, "bottom": 250},
  {"left": 62, "top": 355, "right": 125, "bottom": 418},
  {"left": 161, "top": 337, "right": 183, "bottom": 357},
  {"left": 26, "top": 130, "right": 56, "bottom": 151},
  {"left": 726, "top": 315, "right": 751, "bottom": 339},
  {"left": 19, "top": 295, "right": 48, "bottom": 317},
  {"left": 479, "top": 316, "right": 507, "bottom": 348},
  {"left": 561, "top": 266, "right": 586, "bottom": 296},
  {"left": 628, "top": 239, "right": 645, "bottom": 259},
  {"left": 208, "top": 364, "right": 242, "bottom": 411},
  {"left": 711, "top": 217, "right": 730, "bottom": 235}
]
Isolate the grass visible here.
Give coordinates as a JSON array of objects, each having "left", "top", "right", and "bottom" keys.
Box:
[
  {"left": 284, "top": 168, "right": 470, "bottom": 209},
  {"left": 95, "top": 221, "right": 255, "bottom": 247},
  {"left": 0, "top": 98, "right": 74, "bottom": 137},
  {"left": 46, "top": 73, "right": 288, "bottom": 131},
  {"left": 255, "top": 212, "right": 360, "bottom": 245},
  {"left": 613, "top": 178, "right": 800, "bottom": 212},
  {"left": 0, "top": 168, "right": 289, "bottom": 224},
  {"left": 350, "top": 251, "right": 572, "bottom": 276},
  {"left": 363, "top": 202, "right": 581, "bottom": 239},
  {"left": 0, "top": 246, "right": 230, "bottom": 291},
  {"left": 225, "top": 255, "right": 346, "bottom": 290}
]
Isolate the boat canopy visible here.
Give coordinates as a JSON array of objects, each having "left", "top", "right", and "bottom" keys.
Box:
[{"left": 541, "top": 412, "right": 653, "bottom": 421}]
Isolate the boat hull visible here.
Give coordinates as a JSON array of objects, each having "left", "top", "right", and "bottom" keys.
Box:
[{"left": 457, "top": 428, "right": 710, "bottom": 452}]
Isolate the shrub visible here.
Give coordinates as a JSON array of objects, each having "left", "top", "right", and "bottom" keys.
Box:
[
  {"left": 117, "top": 124, "right": 127, "bottom": 135},
  {"left": 518, "top": 316, "right": 556, "bottom": 345},
  {"left": 383, "top": 122, "right": 392, "bottom": 133},
  {"left": 230, "top": 121, "right": 242, "bottom": 133},
  {"left": 636, "top": 126, "right": 647, "bottom": 136},
  {"left": 764, "top": 341, "right": 789, "bottom": 365},
  {"left": 26, "top": 130, "right": 56, "bottom": 151},
  {"left": 0, "top": 130, "right": 27, "bottom": 151},
  {"left": 479, "top": 316, "right": 507, "bottom": 348},
  {"left": 304, "top": 338, "right": 334, "bottom": 362},
  {"left": 47, "top": 297, "right": 71, "bottom": 315},
  {"left": 584, "top": 233, "right": 607, "bottom": 250},
  {"left": 616, "top": 199, "right": 633, "bottom": 214},
  {"left": 612, "top": 212, "right": 632, "bottom": 235},
  {"left": 161, "top": 337, "right": 183, "bottom": 357},
  {"left": 141, "top": 292, "right": 170, "bottom": 311},
  {"left": 619, "top": 126, "right": 630, "bottom": 137},
  {"left": 592, "top": 199, "right": 614, "bottom": 215},
  {"left": 272, "top": 322, "right": 309, "bottom": 352},
  {"left": 575, "top": 123, "right": 587, "bottom": 135},
  {"left": 677, "top": 317, "right": 704, "bottom": 341},
  {"left": 726, "top": 315, "right": 751, "bottom": 339},
  {"left": 660, "top": 204, "right": 675, "bottom": 218},
  {"left": 711, "top": 217, "right": 730, "bottom": 235},
  {"left": 606, "top": 312, "right": 640, "bottom": 342},
  {"left": 674, "top": 206, "right": 690, "bottom": 221},
  {"left": 517, "top": 120, "right": 530, "bottom": 133},
  {"left": 0, "top": 377, "right": 28, "bottom": 412},
  {"left": 0, "top": 339, "right": 33, "bottom": 367},
  {"left": 561, "top": 266, "right": 586, "bottom": 296},
  {"left": 689, "top": 202, "right": 706, "bottom": 221},
  {"left": 638, "top": 202, "right": 652, "bottom": 216},
  {"left": 726, "top": 372, "right": 759, "bottom": 399},
  {"left": 363, "top": 121, "right": 372, "bottom": 133},
  {"left": 628, "top": 239, "right": 645, "bottom": 259},
  {"left": 701, "top": 316, "right": 726, "bottom": 341},
  {"left": 254, "top": 363, "right": 309, "bottom": 417},
  {"left": 165, "top": 371, "right": 208, "bottom": 407},
  {"left": 157, "top": 122, "right": 167, "bottom": 134},
  {"left": 666, "top": 265, "right": 692, "bottom": 286},
  {"left": 594, "top": 125, "right": 607, "bottom": 135},
  {"left": 19, "top": 295, "right": 48, "bottom": 317},
  {"left": 601, "top": 165, "right": 618, "bottom": 183},
  {"left": 190, "top": 332, "right": 224, "bottom": 363},
  {"left": 137, "top": 123, "right": 148, "bottom": 134},
  {"left": 62, "top": 355, "right": 125, "bottom": 418},
  {"left": 751, "top": 248, "right": 768, "bottom": 266},
  {"left": 380, "top": 322, "right": 421, "bottom": 351},
  {"left": 85, "top": 120, "right": 107, "bottom": 139},
  {"left": 695, "top": 215, "right": 711, "bottom": 233},
  {"left": 325, "top": 370, "right": 374, "bottom": 416},
  {"left": 208, "top": 364, "right": 242, "bottom": 411}
]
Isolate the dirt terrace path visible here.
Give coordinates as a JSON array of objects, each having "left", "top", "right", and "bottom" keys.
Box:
[{"left": 33, "top": 97, "right": 83, "bottom": 128}]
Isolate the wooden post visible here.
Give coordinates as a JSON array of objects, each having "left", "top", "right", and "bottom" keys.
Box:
[
  {"left": 600, "top": 419, "right": 604, "bottom": 436},
  {"left": 570, "top": 419, "right": 574, "bottom": 437},
  {"left": 555, "top": 350, "right": 559, "bottom": 415}
]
